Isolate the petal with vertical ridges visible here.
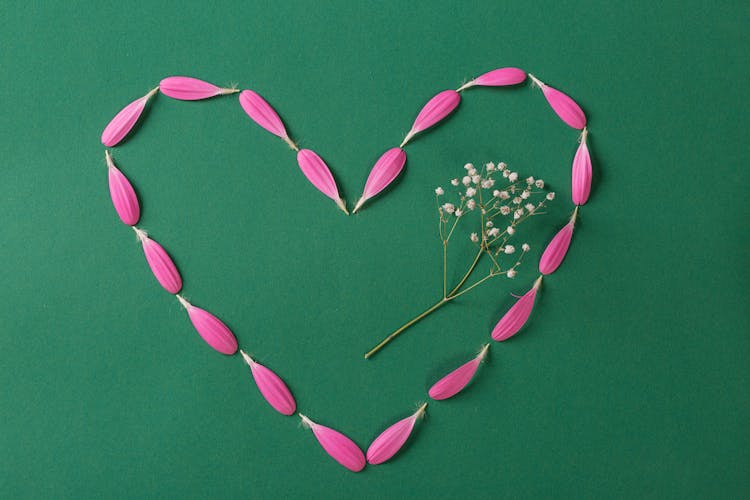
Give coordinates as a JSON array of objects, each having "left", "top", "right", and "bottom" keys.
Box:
[
  {"left": 160, "top": 76, "right": 237, "bottom": 100},
  {"left": 135, "top": 229, "right": 182, "bottom": 294},
  {"left": 529, "top": 74, "right": 586, "bottom": 129},
  {"left": 106, "top": 152, "right": 140, "bottom": 225},
  {"left": 470, "top": 67, "right": 526, "bottom": 88},
  {"left": 428, "top": 345, "right": 489, "bottom": 400},
  {"left": 101, "top": 88, "right": 158, "bottom": 147},
  {"left": 239, "top": 89, "right": 288, "bottom": 139},
  {"left": 539, "top": 209, "right": 577, "bottom": 275},
  {"left": 366, "top": 404, "right": 427, "bottom": 465},
  {"left": 491, "top": 276, "right": 542, "bottom": 341},
  {"left": 300, "top": 415, "right": 365, "bottom": 472},
  {"left": 296, "top": 149, "right": 346, "bottom": 212},
  {"left": 241, "top": 351, "right": 296, "bottom": 415},
  {"left": 401, "top": 90, "right": 461, "bottom": 147},
  {"left": 178, "top": 296, "right": 238, "bottom": 355},
  {"left": 572, "top": 129, "right": 592, "bottom": 205},
  {"left": 353, "top": 148, "right": 407, "bottom": 212}
]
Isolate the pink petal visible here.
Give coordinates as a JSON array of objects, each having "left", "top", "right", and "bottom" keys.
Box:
[
  {"left": 529, "top": 74, "right": 586, "bottom": 129},
  {"left": 366, "top": 403, "right": 427, "bottom": 465},
  {"left": 134, "top": 228, "right": 182, "bottom": 294},
  {"left": 159, "top": 76, "right": 237, "bottom": 100},
  {"left": 401, "top": 90, "right": 461, "bottom": 146},
  {"left": 106, "top": 151, "right": 140, "bottom": 226},
  {"left": 572, "top": 129, "right": 592, "bottom": 205},
  {"left": 352, "top": 148, "right": 407, "bottom": 213},
  {"left": 177, "top": 296, "right": 238, "bottom": 355},
  {"left": 239, "top": 89, "right": 289, "bottom": 140},
  {"left": 543, "top": 86, "right": 587, "bottom": 129},
  {"left": 240, "top": 351, "right": 296, "bottom": 415},
  {"left": 300, "top": 415, "right": 365, "bottom": 472},
  {"left": 101, "top": 88, "right": 158, "bottom": 147},
  {"left": 539, "top": 209, "right": 578, "bottom": 275},
  {"left": 492, "top": 276, "right": 543, "bottom": 342},
  {"left": 428, "top": 345, "right": 489, "bottom": 400},
  {"left": 470, "top": 67, "right": 526, "bottom": 88},
  {"left": 296, "top": 149, "right": 347, "bottom": 213}
]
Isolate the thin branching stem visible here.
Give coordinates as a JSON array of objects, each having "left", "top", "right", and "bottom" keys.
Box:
[
  {"left": 442, "top": 242, "right": 447, "bottom": 299},
  {"left": 447, "top": 271, "right": 498, "bottom": 300},
  {"left": 364, "top": 163, "right": 554, "bottom": 359},
  {"left": 364, "top": 246, "right": 485, "bottom": 359}
]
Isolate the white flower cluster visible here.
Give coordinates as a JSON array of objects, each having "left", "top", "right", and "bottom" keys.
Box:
[{"left": 435, "top": 160, "right": 556, "bottom": 279}]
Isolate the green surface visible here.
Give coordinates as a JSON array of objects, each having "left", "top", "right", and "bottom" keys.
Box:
[{"left": 1, "top": 1, "right": 748, "bottom": 498}]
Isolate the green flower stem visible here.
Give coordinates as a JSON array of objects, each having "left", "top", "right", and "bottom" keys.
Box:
[{"left": 364, "top": 246, "right": 486, "bottom": 359}]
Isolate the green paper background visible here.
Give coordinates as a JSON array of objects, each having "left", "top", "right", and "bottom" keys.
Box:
[{"left": 1, "top": 1, "right": 748, "bottom": 498}]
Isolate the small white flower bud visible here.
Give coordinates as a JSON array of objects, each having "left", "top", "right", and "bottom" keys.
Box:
[
  {"left": 535, "top": 179, "right": 545, "bottom": 188},
  {"left": 508, "top": 172, "right": 518, "bottom": 182},
  {"left": 522, "top": 243, "right": 530, "bottom": 252},
  {"left": 466, "top": 199, "right": 476, "bottom": 210},
  {"left": 435, "top": 187, "right": 444, "bottom": 195},
  {"left": 451, "top": 178, "right": 460, "bottom": 186},
  {"left": 455, "top": 209, "right": 463, "bottom": 217},
  {"left": 521, "top": 190, "right": 530, "bottom": 199},
  {"left": 465, "top": 187, "right": 477, "bottom": 197},
  {"left": 462, "top": 176, "right": 472, "bottom": 186},
  {"left": 470, "top": 232, "right": 479, "bottom": 243},
  {"left": 464, "top": 163, "right": 474, "bottom": 171},
  {"left": 504, "top": 245, "right": 516, "bottom": 254},
  {"left": 546, "top": 192, "right": 556, "bottom": 200},
  {"left": 442, "top": 203, "right": 455, "bottom": 214},
  {"left": 506, "top": 226, "right": 515, "bottom": 235},
  {"left": 486, "top": 221, "right": 494, "bottom": 228},
  {"left": 507, "top": 269, "right": 517, "bottom": 278},
  {"left": 498, "top": 162, "right": 507, "bottom": 170}
]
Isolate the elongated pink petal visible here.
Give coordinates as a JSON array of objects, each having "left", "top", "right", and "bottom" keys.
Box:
[
  {"left": 177, "top": 295, "right": 238, "bottom": 355},
  {"left": 101, "top": 88, "right": 158, "bottom": 147},
  {"left": 296, "top": 149, "right": 347, "bottom": 213},
  {"left": 539, "top": 208, "right": 578, "bottom": 275},
  {"left": 572, "top": 129, "right": 592, "bottom": 205},
  {"left": 240, "top": 351, "right": 296, "bottom": 415},
  {"left": 529, "top": 74, "right": 586, "bottom": 129},
  {"left": 300, "top": 415, "right": 365, "bottom": 472},
  {"left": 159, "top": 76, "right": 237, "bottom": 100},
  {"left": 106, "top": 151, "right": 140, "bottom": 225},
  {"left": 428, "top": 345, "right": 489, "bottom": 400},
  {"left": 366, "top": 403, "right": 427, "bottom": 465},
  {"left": 239, "top": 89, "right": 292, "bottom": 143},
  {"left": 401, "top": 90, "right": 461, "bottom": 147},
  {"left": 464, "top": 67, "right": 526, "bottom": 89},
  {"left": 134, "top": 228, "right": 182, "bottom": 294},
  {"left": 543, "top": 86, "right": 586, "bottom": 129},
  {"left": 492, "top": 276, "right": 543, "bottom": 341},
  {"left": 352, "top": 148, "right": 407, "bottom": 213}
]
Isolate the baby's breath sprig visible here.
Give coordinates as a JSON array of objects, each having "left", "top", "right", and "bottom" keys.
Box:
[{"left": 364, "top": 161, "right": 554, "bottom": 358}]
